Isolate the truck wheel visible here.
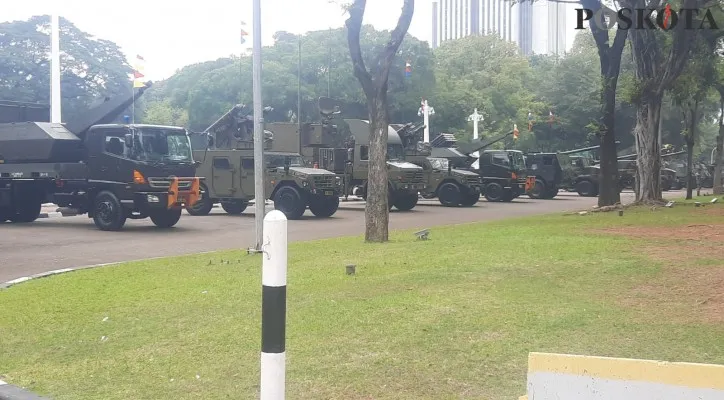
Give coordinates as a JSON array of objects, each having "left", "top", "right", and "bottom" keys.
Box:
[
  {"left": 0, "top": 206, "right": 12, "bottom": 222},
  {"left": 186, "top": 183, "right": 214, "bottom": 216},
  {"left": 484, "top": 182, "right": 504, "bottom": 202},
  {"left": 437, "top": 182, "right": 462, "bottom": 207},
  {"left": 394, "top": 191, "right": 418, "bottom": 211},
  {"left": 527, "top": 179, "right": 546, "bottom": 199},
  {"left": 150, "top": 209, "right": 182, "bottom": 228},
  {"left": 92, "top": 191, "right": 127, "bottom": 231},
  {"left": 273, "top": 186, "right": 306, "bottom": 220},
  {"left": 460, "top": 191, "right": 480, "bottom": 206},
  {"left": 221, "top": 200, "right": 248, "bottom": 215},
  {"left": 575, "top": 179, "right": 597, "bottom": 197},
  {"left": 309, "top": 195, "right": 339, "bottom": 217},
  {"left": 543, "top": 187, "right": 559, "bottom": 199},
  {"left": 502, "top": 189, "right": 514, "bottom": 202}
]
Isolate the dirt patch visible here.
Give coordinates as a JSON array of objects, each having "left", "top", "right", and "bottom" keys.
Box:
[{"left": 597, "top": 223, "right": 724, "bottom": 324}]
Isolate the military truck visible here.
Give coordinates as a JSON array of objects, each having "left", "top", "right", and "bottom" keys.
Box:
[
  {"left": 187, "top": 104, "right": 342, "bottom": 219},
  {"left": 270, "top": 98, "right": 426, "bottom": 211},
  {"left": 391, "top": 123, "right": 482, "bottom": 207},
  {"left": 617, "top": 150, "right": 685, "bottom": 191},
  {"left": 0, "top": 82, "right": 202, "bottom": 231}
]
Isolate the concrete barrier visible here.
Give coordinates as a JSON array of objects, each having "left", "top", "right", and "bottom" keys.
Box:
[{"left": 523, "top": 352, "right": 724, "bottom": 400}]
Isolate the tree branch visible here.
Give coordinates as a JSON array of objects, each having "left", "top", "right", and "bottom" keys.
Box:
[{"left": 345, "top": 0, "right": 374, "bottom": 97}]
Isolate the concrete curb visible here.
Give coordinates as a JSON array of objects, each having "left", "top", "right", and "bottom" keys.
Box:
[{"left": 0, "top": 380, "right": 50, "bottom": 400}]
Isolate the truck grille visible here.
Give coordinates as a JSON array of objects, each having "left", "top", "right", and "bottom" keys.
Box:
[
  {"left": 313, "top": 175, "right": 336, "bottom": 189},
  {"left": 148, "top": 177, "right": 194, "bottom": 190},
  {"left": 466, "top": 176, "right": 481, "bottom": 186},
  {"left": 403, "top": 171, "right": 425, "bottom": 184}
]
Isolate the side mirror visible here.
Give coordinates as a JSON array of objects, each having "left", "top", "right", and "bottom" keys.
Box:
[
  {"left": 207, "top": 135, "right": 214, "bottom": 148},
  {"left": 193, "top": 160, "right": 202, "bottom": 168},
  {"left": 284, "top": 157, "right": 290, "bottom": 173},
  {"left": 347, "top": 148, "right": 354, "bottom": 161},
  {"left": 124, "top": 134, "right": 133, "bottom": 148}
]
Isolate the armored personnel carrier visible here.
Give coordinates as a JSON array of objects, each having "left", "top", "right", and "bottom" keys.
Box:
[
  {"left": 0, "top": 82, "right": 202, "bottom": 230},
  {"left": 392, "top": 124, "right": 482, "bottom": 207},
  {"left": 188, "top": 104, "right": 342, "bottom": 219},
  {"left": 269, "top": 98, "right": 426, "bottom": 211}
]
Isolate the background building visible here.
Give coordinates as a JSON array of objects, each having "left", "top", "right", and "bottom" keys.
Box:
[{"left": 431, "top": 0, "right": 570, "bottom": 56}]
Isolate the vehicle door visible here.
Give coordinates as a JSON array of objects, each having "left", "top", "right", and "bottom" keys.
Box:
[
  {"left": 239, "top": 156, "right": 256, "bottom": 197},
  {"left": 210, "top": 156, "right": 234, "bottom": 197},
  {"left": 355, "top": 145, "right": 369, "bottom": 180},
  {"left": 87, "top": 127, "right": 131, "bottom": 185}
]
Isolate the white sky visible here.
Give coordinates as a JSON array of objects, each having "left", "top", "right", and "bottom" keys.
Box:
[{"left": 3, "top": 0, "right": 580, "bottom": 81}]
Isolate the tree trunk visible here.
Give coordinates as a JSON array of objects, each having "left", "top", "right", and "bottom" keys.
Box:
[
  {"left": 634, "top": 94, "right": 663, "bottom": 203},
  {"left": 598, "top": 75, "right": 620, "bottom": 206},
  {"left": 685, "top": 137, "right": 694, "bottom": 200},
  {"left": 365, "top": 97, "right": 390, "bottom": 242},
  {"left": 714, "top": 95, "right": 724, "bottom": 195}
]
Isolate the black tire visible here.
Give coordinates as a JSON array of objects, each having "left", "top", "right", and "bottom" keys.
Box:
[
  {"left": 309, "top": 195, "right": 339, "bottom": 217},
  {"left": 0, "top": 206, "right": 12, "bottom": 222},
  {"left": 437, "top": 182, "right": 462, "bottom": 207},
  {"left": 575, "top": 179, "right": 597, "bottom": 197},
  {"left": 221, "top": 200, "right": 248, "bottom": 215},
  {"left": 363, "top": 182, "right": 395, "bottom": 211},
  {"left": 273, "top": 185, "right": 306, "bottom": 220},
  {"left": 92, "top": 191, "right": 127, "bottom": 231},
  {"left": 527, "top": 178, "right": 546, "bottom": 199},
  {"left": 502, "top": 189, "right": 514, "bottom": 202},
  {"left": 394, "top": 191, "right": 418, "bottom": 211},
  {"left": 150, "top": 209, "right": 182, "bottom": 228},
  {"left": 186, "top": 183, "right": 214, "bottom": 216},
  {"left": 542, "top": 187, "right": 559, "bottom": 199},
  {"left": 10, "top": 198, "right": 41, "bottom": 223},
  {"left": 459, "top": 191, "right": 481, "bottom": 206},
  {"left": 661, "top": 178, "right": 672, "bottom": 192},
  {"left": 484, "top": 182, "right": 504, "bottom": 202}
]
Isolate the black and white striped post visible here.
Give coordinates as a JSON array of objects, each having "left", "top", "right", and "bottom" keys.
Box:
[{"left": 260, "top": 210, "right": 287, "bottom": 399}]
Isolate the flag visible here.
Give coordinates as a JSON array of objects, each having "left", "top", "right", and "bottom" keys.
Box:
[
  {"left": 405, "top": 61, "right": 411, "bottom": 78},
  {"left": 513, "top": 124, "right": 519, "bottom": 141},
  {"left": 240, "top": 21, "right": 249, "bottom": 45},
  {"left": 548, "top": 110, "right": 555, "bottom": 127},
  {"left": 132, "top": 54, "right": 146, "bottom": 88},
  {"left": 527, "top": 111, "right": 534, "bottom": 131}
]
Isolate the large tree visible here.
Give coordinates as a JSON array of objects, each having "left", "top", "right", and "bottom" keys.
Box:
[
  {"left": 578, "top": 0, "right": 628, "bottom": 206},
  {"left": 345, "top": 0, "right": 414, "bottom": 243},
  {"left": 0, "top": 15, "right": 134, "bottom": 123}
]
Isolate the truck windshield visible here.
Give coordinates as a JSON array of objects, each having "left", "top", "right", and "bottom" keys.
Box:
[
  {"left": 508, "top": 151, "right": 526, "bottom": 170},
  {"left": 428, "top": 157, "right": 449, "bottom": 170},
  {"left": 387, "top": 144, "right": 404, "bottom": 160},
  {"left": 132, "top": 128, "right": 192, "bottom": 163},
  {"left": 266, "top": 154, "right": 303, "bottom": 167}
]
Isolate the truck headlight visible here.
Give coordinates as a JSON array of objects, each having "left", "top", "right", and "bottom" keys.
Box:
[
  {"left": 302, "top": 181, "right": 309, "bottom": 187},
  {"left": 335, "top": 176, "right": 341, "bottom": 185},
  {"left": 147, "top": 194, "right": 160, "bottom": 203}
]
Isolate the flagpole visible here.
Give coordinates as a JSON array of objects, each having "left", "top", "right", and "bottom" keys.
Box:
[
  {"left": 297, "top": 34, "right": 302, "bottom": 153},
  {"left": 50, "top": 14, "right": 61, "bottom": 123},
  {"left": 252, "top": 0, "right": 266, "bottom": 251}
]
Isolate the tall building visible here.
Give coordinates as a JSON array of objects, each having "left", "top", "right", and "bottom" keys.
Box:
[{"left": 431, "top": 0, "right": 567, "bottom": 56}]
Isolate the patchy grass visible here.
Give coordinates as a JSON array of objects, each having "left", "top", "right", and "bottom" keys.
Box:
[{"left": 1, "top": 195, "right": 723, "bottom": 400}]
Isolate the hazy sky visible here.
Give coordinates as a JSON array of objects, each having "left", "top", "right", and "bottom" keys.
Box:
[{"left": 4, "top": 0, "right": 580, "bottom": 81}]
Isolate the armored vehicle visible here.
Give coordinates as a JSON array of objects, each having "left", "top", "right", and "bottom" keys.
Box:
[
  {"left": 391, "top": 123, "right": 482, "bottom": 207},
  {"left": 0, "top": 82, "right": 202, "bottom": 231},
  {"left": 616, "top": 150, "right": 685, "bottom": 191},
  {"left": 272, "top": 98, "right": 426, "bottom": 211},
  {"left": 188, "top": 104, "right": 342, "bottom": 219}
]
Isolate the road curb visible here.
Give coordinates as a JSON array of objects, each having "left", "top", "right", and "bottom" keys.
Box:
[{"left": 0, "top": 380, "right": 50, "bottom": 400}]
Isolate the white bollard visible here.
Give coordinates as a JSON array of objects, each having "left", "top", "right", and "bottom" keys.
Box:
[{"left": 260, "top": 210, "right": 287, "bottom": 400}]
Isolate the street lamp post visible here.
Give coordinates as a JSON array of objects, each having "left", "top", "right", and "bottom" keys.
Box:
[
  {"left": 418, "top": 99, "right": 435, "bottom": 143},
  {"left": 467, "top": 108, "right": 484, "bottom": 158},
  {"left": 252, "top": 0, "right": 265, "bottom": 251}
]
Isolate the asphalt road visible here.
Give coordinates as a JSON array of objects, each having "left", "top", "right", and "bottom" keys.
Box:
[{"left": 0, "top": 191, "right": 649, "bottom": 283}]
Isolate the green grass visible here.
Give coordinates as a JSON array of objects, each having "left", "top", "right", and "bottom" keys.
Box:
[{"left": 1, "top": 195, "right": 723, "bottom": 400}]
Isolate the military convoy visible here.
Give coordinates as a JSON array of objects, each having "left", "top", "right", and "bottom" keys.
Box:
[
  {"left": 0, "top": 82, "right": 203, "bottom": 231},
  {"left": 187, "top": 104, "right": 343, "bottom": 219}
]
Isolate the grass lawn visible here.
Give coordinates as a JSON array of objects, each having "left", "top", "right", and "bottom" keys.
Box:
[{"left": 1, "top": 195, "right": 723, "bottom": 400}]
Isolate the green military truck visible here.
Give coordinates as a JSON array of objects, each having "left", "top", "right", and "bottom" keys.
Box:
[
  {"left": 267, "top": 99, "right": 425, "bottom": 211},
  {"left": 391, "top": 123, "right": 482, "bottom": 207},
  {"left": 187, "top": 104, "right": 343, "bottom": 219}
]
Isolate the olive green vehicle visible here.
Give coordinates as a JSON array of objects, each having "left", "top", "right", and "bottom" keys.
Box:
[
  {"left": 391, "top": 123, "right": 482, "bottom": 207},
  {"left": 267, "top": 98, "right": 426, "bottom": 211},
  {"left": 187, "top": 104, "right": 343, "bottom": 219},
  {"left": 616, "top": 150, "right": 685, "bottom": 191}
]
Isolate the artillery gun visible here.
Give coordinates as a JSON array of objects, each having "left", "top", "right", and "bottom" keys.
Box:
[
  {"left": 0, "top": 82, "right": 202, "bottom": 230},
  {"left": 267, "top": 97, "right": 426, "bottom": 211},
  {"left": 188, "top": 103, "right": 343, "bottom": 219},
  {"left": 391, "top": 122, "right": 482, "bottom": 206},
  {"left": 616, "top": 149, "right": 685, "bottom": 191}
]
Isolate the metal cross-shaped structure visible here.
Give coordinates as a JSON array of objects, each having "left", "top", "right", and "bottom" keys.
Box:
[
  {"left": 467, "top": 108, "right": 484, "bottom": 158},
  {"left": 418, "top": 99, "right": 435, "bottom": 143}
]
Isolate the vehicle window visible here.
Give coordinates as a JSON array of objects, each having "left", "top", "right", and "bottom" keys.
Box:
[
  {"left": 492, "top": 154, "right": 510, "bottom": 167},
  {"left": 104, "top": 135, "right": 128, "bottom": 157},
  {"left": 242, "top": 158, "right": 254, "bottom": 169},
  {"left": 213, "top": 157, "right": 231, "bottom": 169},
  {"left": 360, "top": 146, "right": 369, "bottom": 160},
  {"left": 543, "top": 157, "right": 553, "bottom": 166}
]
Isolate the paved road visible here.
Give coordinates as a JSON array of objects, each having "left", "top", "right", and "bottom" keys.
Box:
[{"left": 0, "top": 191, "right": 649, "bottom": 283}]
